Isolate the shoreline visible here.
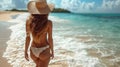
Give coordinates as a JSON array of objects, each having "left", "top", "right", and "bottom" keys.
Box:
[
  {"left": 0, "top": 11, "right": 26, "bottom": 22},
  {"left": 0, "top": 11, "right": 25, "bottom": 67},
  {"left": 0, "top": 21, "right": 12, "bottom": 67}
]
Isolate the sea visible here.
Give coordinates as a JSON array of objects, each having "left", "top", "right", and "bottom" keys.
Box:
[{"left": 3, "top": 13, "right": 120, "bottom": 67}]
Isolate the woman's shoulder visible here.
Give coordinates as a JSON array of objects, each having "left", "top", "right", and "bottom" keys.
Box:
[{"left": 26, "top": 15, "right": 33, "bottom": 25}]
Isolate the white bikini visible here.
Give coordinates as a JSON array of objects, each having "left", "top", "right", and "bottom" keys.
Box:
[{"left": 31, "top": 45, "right": 49, "bottom": 57}]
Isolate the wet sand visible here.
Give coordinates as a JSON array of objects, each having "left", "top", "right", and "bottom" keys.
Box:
[
  {"left": 0, "top": 21, "right": 12, "bottom": 67},
  {"left": 0, "top": 11, "right": 25, "bottom": 67}
]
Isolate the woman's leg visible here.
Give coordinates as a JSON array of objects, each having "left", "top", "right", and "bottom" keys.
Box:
[
  {"left": 37, "top": 58, "right": 50, "bottom": 67},
  {"left": 30, "top": 49, "right": 39, "bottom": 67},
  {"left": 38, "top": 48, "right": 51, "bottom": 67},
  {"left": 43, "top": 57, "right": 50, "bottom": 67}
]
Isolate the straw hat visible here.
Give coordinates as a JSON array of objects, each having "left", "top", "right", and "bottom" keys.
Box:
[{"left": 27, "top": 0, "right": 54, "bottom": 14}]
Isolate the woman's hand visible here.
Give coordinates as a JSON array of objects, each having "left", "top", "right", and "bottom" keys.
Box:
[
  {"left": 25, "top": 52, "right": 29, "bottom": 61},
  {"left": 51, "top": 52, "right": 54, "bottom": 59}
]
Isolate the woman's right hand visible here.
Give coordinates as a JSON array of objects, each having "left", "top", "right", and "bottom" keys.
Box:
[
  {"left": 51, "top": 52, "right": 54, "bottom": 59},
  {"left": 25, "top": 52, "right": 29, "bottom": 61}
]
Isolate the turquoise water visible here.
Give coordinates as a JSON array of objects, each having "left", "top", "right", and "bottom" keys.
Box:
[{"left": 51, "top": 13, "right": 120, "bottom": 40}]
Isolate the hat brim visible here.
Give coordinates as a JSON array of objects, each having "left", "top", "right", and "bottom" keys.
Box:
[{"left": 27, "top": 1, "right": 54, "bottom": 14}]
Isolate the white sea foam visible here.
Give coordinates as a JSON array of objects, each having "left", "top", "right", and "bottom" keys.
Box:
[
  {"left": 48, "top": 16, "right": 71, "bottom": 23},
  {"left": 3, "top": 13, "right": 112, "bottom": 67}
]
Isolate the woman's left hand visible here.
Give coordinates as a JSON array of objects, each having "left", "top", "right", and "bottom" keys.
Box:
[{"left": 25, "top": 52, "right": 29, "bottom": 61}]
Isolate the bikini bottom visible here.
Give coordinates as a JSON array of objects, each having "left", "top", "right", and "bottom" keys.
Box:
[{"left": 30, "top": 45, "right": 49, "bottom": 58}]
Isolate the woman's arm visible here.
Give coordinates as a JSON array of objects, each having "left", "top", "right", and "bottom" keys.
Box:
[
  {"left": 48, "top": 20, "right": 54, "bottom": 59},
  {"left": 25, "top": 18, "right": 31, "bottom": 61}
]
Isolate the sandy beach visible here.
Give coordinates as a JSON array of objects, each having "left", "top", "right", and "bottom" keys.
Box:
[
  {"left": 0, "top": 11, "right": 25, "bottom": 22},
  {"left": 0, "top": 11, "right": 25, "bottom": 67},
  {"left": 0, "top": 21, "right": 12, "bottom": 67}
]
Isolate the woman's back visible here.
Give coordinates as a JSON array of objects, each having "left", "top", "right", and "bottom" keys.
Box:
[
  {"left": 31, "top": 24, "right": 49, "bottom": 46},
  {"left": 27, "top": 14, "right": 50, "bottom": 47}
]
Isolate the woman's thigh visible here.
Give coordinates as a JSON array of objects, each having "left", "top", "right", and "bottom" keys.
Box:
[
  {"left": 38, "top": 57, "right": 50, "bottom": 67},
  {"left": 43, "top": 57, "right": 50, "bottom": 67},
  {"left": 38, "top": 48, "right": 51, "bottom": 67}
]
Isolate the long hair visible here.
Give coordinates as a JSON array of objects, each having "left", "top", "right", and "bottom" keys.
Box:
[{"left": 30, "top": 14, "right": 48, "bottom": 35}]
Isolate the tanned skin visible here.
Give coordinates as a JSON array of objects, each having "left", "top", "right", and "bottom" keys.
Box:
[{"left": 25, "top": 15, "right": 54, "bottom": 67}]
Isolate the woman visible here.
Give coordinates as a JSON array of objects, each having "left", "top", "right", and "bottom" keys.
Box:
[{"left": 24, "top": 0, "right": 54, "bottom": 67}]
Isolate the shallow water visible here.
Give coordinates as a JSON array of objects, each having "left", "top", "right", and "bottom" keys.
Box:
[{"left": 3, "top": 13, "right": 120, "bottom": 67}]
